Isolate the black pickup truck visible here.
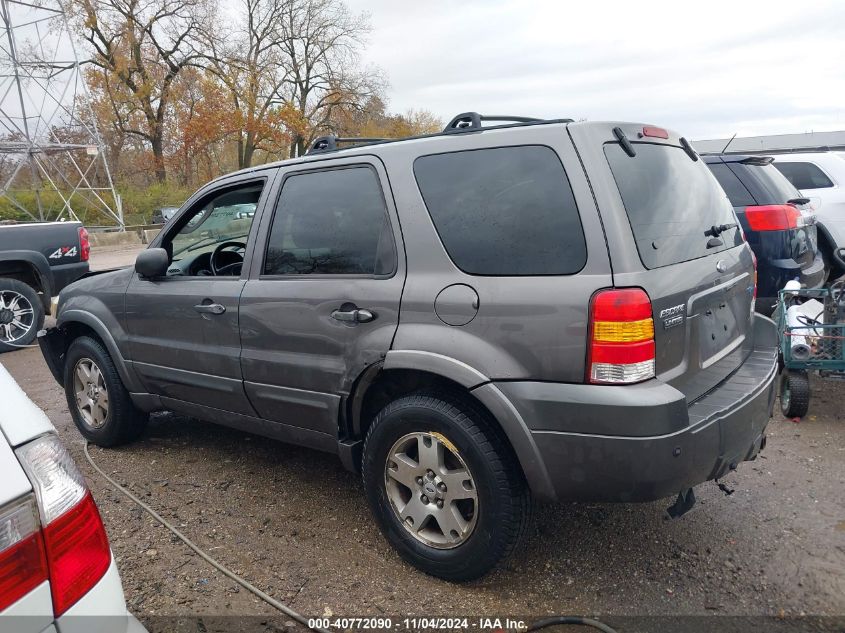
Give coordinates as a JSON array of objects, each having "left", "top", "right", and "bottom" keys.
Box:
[{"left": 0, "top": 221, "right": 90, "bottom": 352}]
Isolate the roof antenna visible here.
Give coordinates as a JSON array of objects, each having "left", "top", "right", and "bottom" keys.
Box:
[{"left": 721, "top": 133, "right": 737, "bottom": 154}]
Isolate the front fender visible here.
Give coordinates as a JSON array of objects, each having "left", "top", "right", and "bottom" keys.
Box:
[{"left": 57, "top": 308, "right": 143, "bottom": 393}]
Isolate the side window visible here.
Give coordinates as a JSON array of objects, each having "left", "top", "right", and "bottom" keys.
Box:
[
  {"left": 413, "top": 146, "right": 587, "bottom": 276},
  {"left": 169, "top": 182, "right": 263, "bottom": 276},
  {"left": 263, "top": 167, "right": 396, "bottom": 276},
  {"left": 774, "top": 161, "right": 834, "bottom": 190},
  {"left": 707, "top": 162, "right": 756, "bottom": 207}
]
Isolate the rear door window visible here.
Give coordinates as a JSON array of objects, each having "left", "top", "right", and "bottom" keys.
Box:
[
  {"left": 413, "top": 145, "right": 587, "bottom": 276},
  {"left": 707, "top": 162, "right": 756, "bottom": 207},
  {"left": 774, "top": 161, "right": 834, "bottom": 190},
  {"left": 604, "top": 143, "right": 741, "bottom": 269}
]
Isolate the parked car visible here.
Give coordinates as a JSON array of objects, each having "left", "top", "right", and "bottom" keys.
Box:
[
  {"left": 773, "top": 152, "right": 845, "bottom": 269},
  {"left": 704, "top": 154, "right": 826, "bottom": 314},
  {"left": 39, "top": 114, "right": 778, "bottom": 580},
  {"left": 0, "top": 220, "right": 90, "bottom": 352},
  {"left": 0, "top": 363, "right": 146, "bottom": 633},
  {"left": 150, "top": 206, "right": 180, "bottom": 225}
]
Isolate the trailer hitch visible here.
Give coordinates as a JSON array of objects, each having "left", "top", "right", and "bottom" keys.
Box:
[{"left": 665, "top": 487, "right": 696, "bottom": 520}]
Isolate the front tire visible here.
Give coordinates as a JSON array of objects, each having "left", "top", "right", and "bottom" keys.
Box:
[
  {"left": 362, "top": 393, "right": 530, "bottom": 581},
  {"left": 0, "top": 278, "right": 44, "bottom": 353},
  {"left": 64, "top": 336, "right": 147, "bottom": 446}
]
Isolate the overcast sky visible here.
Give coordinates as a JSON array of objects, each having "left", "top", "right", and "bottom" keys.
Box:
[{"left": 346, "top": 0, "right": 845, "bottom": 140}]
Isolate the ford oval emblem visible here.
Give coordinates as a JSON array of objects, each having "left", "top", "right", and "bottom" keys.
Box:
[{"left": 716, "top": 260, "right": 728, "bottom": 273}]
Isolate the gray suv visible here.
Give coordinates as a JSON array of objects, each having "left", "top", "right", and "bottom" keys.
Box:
[{"left": 39, "top": 113, "right": 779, "bottom": 580}]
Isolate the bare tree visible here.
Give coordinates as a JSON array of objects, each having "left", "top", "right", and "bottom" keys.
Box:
[
  {"left": 71, "top": 0, "right": 209, "bottom": 181},
  {"left": 279, "top": 0, "right": 384, "bottom": 157},
  {"left": 200, "top": 0, "right": 294, "bottom": 169}
]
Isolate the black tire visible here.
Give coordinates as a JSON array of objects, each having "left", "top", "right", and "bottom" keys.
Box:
[
  {"left": 362, "top": 392, "right": 531, "bottom": 581},
  {"left": 63, "top": 335, "right": 147, "bottom": 446},
  {"left": 780, "top": 370, "right": 810, "bottom": 418},
  {"left": 0, "top": 278, "right": 45, "bottom": 353}
]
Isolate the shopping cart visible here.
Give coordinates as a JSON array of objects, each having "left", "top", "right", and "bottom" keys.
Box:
[{"left": 776, "top": 285, "right": 845, "bottom": 418}]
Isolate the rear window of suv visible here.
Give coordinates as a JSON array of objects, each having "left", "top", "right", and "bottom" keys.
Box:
[
  {"left": 605, "top": 143, "right": 741, "bottom": 269},
  {"left": 414, "top": 145, "right": 587, "bottom": 276}
]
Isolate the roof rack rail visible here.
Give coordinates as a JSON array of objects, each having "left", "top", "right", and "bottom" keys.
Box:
[
  {"left": 442, "top": 112, "right": 569, "bottom": 133},
  {"left": 307, "top": 135, "right": 393, "bottom": 155}
]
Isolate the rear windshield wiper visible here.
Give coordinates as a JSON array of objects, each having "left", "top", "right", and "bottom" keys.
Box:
[
  {"left": 788, "top": 197, "right": 811, "bottom": 206},
  {"left": 704, "top": 223, "right": 737, "bottom": 238}
]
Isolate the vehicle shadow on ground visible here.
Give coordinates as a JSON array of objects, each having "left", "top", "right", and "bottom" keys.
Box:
[
  {"left": 126, "top": 411, "right": 745, "bottom": 584},
  {"left": 85, "top": 405, "right": 844, "bottom": 616}
]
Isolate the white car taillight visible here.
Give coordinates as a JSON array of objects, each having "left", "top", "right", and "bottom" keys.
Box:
[
  {"left": 0, "top": 495, "right": 48, "bottom": 611},
  {"left": 16, "top": 435, "right": 111, "bottom": 616}
]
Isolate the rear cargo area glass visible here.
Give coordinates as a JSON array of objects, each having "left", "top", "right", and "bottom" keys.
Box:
[{"left": 605, "top": 143, "right": 741, "bottom": 269}]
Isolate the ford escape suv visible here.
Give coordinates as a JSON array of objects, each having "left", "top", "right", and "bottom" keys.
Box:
[{"left": 39, "top": 113, "right": 779, "bottom": 581}]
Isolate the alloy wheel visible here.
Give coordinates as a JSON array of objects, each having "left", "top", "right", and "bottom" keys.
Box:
[
  {"left": 384, "top": 431, "right": 478, "bottom": 549},
  {"left": 0, "top": 290, "right": 35, "bottom": 346},
  {"left": 73, "top": 358, "right": 109, "bottom": 429}
]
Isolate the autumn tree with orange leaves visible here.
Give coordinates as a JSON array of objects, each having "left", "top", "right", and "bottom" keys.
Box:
[{"left": 70, "top": 0, "right": 440, "bottom": 209}]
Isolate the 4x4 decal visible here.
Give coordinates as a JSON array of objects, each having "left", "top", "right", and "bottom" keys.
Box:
[{"left": 48, "top": 246, "right": 78, "bottom": 259}]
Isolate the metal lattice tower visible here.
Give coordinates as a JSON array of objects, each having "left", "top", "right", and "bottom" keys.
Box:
[{"left": 0, "top": 0, "right": 122, "bottom": 227}]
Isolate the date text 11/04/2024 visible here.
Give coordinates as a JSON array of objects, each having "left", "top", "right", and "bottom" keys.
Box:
[{"left": 306, "top": 617, "right": 528, "bottom": 631}]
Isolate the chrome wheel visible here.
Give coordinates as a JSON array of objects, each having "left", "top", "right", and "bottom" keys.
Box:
[
  {"left": 0, "top": 290, "right": 35, "bottom": 346},
  {"left": 73, "top": 358, "right": 109, "bottom": 429},
  {"left": 384, "top": 431, "right": 478, "bottom": 549}
]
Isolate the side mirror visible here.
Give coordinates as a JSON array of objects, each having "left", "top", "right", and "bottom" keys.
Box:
[{"left": 135, "top": 248, "right": 170, "bottom": 278}]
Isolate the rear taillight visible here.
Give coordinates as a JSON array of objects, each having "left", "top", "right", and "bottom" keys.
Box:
[
  {"left": 588, "top": 288, "right": 656, "bottom": 384},
  {"left": 16, "top": 435, "right": 111, "bottom": 616},
  {"left": 42, "top": 493, "right": 110, "bottom": 615},
  {"left": 744, "top": 204, "right": 803, "bottom": 231},
  {"left": 0, "top": 496, "right": 48, "bottom": 611},
  {"left": 78, "top": 227, "right": 90, "bottom": 262}
]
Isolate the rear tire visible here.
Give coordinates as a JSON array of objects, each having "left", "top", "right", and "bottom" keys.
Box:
[
  {"left": 362, "top": 392, "right": 530, "bottom": 581},
  {"left": 64, "top": 336, "right": 147, "bottom": 446},
  {"left": 0, "top": 278, "right": 44, "bottom": 353},
  {"left": 780, "top": 370, "right": 810, "bottom": 418}
]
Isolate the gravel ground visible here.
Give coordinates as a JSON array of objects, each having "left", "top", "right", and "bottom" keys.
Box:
[
  {"left": 2, "top": 344, "right": 844, "bottom": 632},
  {"left": 4, "top": 245, "right": 844, "bottom": 631}
]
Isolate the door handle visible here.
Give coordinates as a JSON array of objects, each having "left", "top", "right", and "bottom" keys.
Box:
[
  {"left": 331, "top": 307, "right": 375, "bottom": 323},
  {"left": 194, "top": 302, "right": 226, "bottom": 315}
]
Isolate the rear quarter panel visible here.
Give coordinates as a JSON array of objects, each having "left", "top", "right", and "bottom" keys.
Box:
[
  {"left": 567, "top": 123, "right": 756, "bottom": 401},
  {"left": 380, "top": 123, "right": 612, "bottom": 383}
]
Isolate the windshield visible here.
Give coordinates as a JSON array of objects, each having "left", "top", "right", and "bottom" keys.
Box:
[
  {"left": 605, "top": 143, "right": 742, "bottom": 269},
  {"left": 171, "top": 186, "right": 261, "bottom": 256}
]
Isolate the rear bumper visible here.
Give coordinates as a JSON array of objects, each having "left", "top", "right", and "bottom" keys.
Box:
[
  {"left": 496, "top": 315, "right": 778, "bottom": 502},
  {"left": 56, "top": 557, "right": 148, "bottom": 633}
]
